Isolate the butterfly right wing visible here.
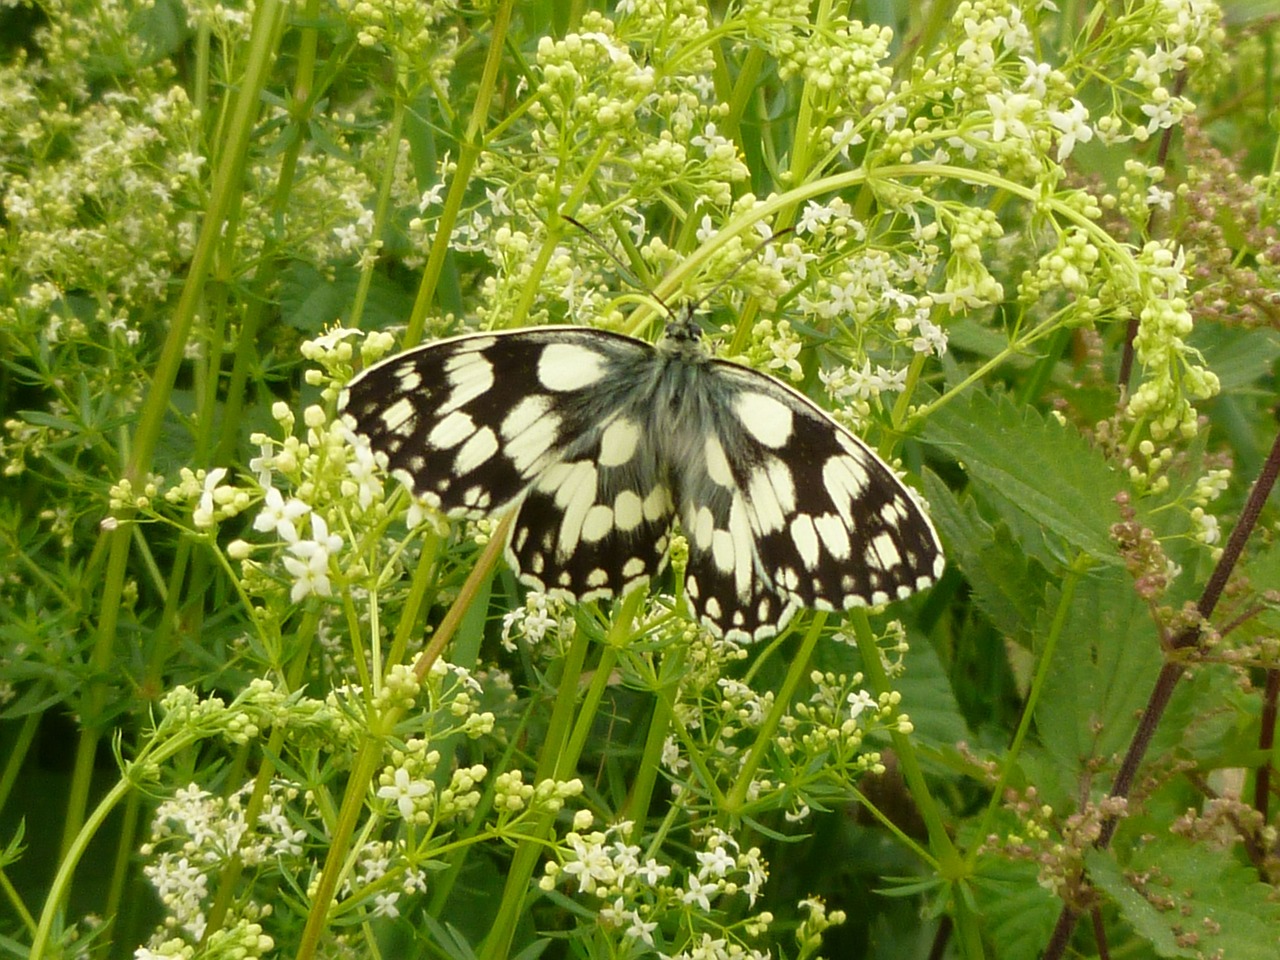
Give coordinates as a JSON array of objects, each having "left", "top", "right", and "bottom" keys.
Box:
[{"left": 339, "top": 327, "right": 675, "bottom": 603}]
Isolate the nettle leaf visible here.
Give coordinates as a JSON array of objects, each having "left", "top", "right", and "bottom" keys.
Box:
[
  {"left": 923, "top": 468, "right": 1049, "bottom": 642},
  {"left": 971, "top": 861, "right": 1059, "bottom": 960},
  {"left": 1031, "top": 571, "right": 1162, "bottom": 802},
  {"left": 922, "top": 389, "right": 1123, "bottom": 566},
  {"left": 896, "top": 623, "right": 970, "bottom": 749},
  {"left": 1089, "top": 837, "right": 1280, "bottom": 959}
]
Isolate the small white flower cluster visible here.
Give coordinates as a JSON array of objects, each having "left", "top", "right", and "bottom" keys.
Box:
[
  {"left": 543, "top": 821, "right": 773, "bottom": 956},
  {"left": 501, "top": 591, "right": 574, "bottom": 652},
  {"left": 1125, "top": 242, "right": 1221, "bottom": 440},
  {"left": 139, "top": 779, "right": 305, "bottom": 943}
]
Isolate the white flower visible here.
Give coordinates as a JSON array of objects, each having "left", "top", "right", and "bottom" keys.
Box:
[
  {"left": 193, "top": 468, "right": 228, "bottom": 530},
  {"left": 1048, "top": 98, "right": 1094, "bottom": 161},
  {"left": 253, "top": 487, "right": 309, "bottom": 542},
  {"left": 985, "top": 92, "right": 1033, "bottom": 142},
  {"left": 377, "top": 767, "right": 431, "bottom": 820},
  {"left": 282, "top": 514, "right": 342, "bottom": 601},
  {"left": 847, "top": 689, "right": 877, "bottom": 720},
  {"left": 371, "top": 891, "right": 401, "bottom": 918}
]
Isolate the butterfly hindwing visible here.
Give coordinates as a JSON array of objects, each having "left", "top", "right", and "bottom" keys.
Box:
[{"left": 675, "top": 360, "right": 944, "bottom": 640}]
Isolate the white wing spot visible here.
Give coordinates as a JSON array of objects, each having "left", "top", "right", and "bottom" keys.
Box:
[
  {"left": 395, "top": 368, "right": 422, "bottom": 391},
  {"left": 813, "top": 513, "right": 851, "bottom": 560},
  {"left": 614, "top": 490, "right": 644, "bottom": 531},
  {"left": 598, "top": 417, "right": 641, "bottom": 467},
  {"left": 733, "top": 391, "right": 793, "bottom": 448},
  {"left": 823, "top": 455, "right": 871, "bottom": 524},
  {"left": 501, "top": 394, "right": 552, "bottom": 438},
  {"left": 504, "top": 402, "right": 561, "bottom": 476},
  {"left": 461, "top": 485, "right": 490, "bottom": 510},
  {"left": 705, "top": 436, "right": 734, "bottom": 487},
  {"left": 728, "top": 497, "right": 754, "bottom": 598},
  {"left": 428, "top": 410, "right": 475, "bottom": 450},
  {"left": 552, "top": 461, "right": 599, "bottom": 557},
  {"left": 712, "top": 529, "right": 735, "bottom": 572},
  {"left": 705, "top": 597, "right": 723, "bottom": 620},
  {"left": 867, "top": 531, "right": 902, "bottom": 570},
  {"left": 881, "top": 499, "right": 907, "bottom": 524},
  {"left": 378, "top": 397, "right": 415, "bottom": 434},
  {"left": 746, "top": 458, "right": 796, "bottom": 535},
  {"left": 685, "top": 574, "right": 700, "bottom": 599},
  {"left": 643, "top": 485, "right": 671, "bottom": 522},
  {"left": 581, "top": 504, "right": 615, "bottom": 543},
  {"left": 693, "top": 506, "right": 715, "bottom": 549},
  {"left": 454, "top": 426, "right": 499, "bottom": 474},
  {"left": 586, "top": 568, "right": 609, "bottom": 588},
  {"left": 622, "top": 557, "right": 646, "bottom": 579},
  {"left": 439, "top": 352, "right": 495, "bottom": 414},
  {"left": 537, "top": 343, "right": 607, "bottom": 391},
  {"left": 789, "top": 514, "right": 820, "bottom": 567}
]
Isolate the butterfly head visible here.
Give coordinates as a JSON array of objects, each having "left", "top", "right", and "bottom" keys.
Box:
[{"left": 658, "top": 301, "right": 711, "bottom": 363}]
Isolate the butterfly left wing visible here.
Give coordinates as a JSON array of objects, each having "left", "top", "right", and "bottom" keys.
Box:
[
  {"left": 674, "top": 359, "right": 944, "bottom": 642},
  {"left": 339, "top": 327, "right": 676, "bottom": 604}
]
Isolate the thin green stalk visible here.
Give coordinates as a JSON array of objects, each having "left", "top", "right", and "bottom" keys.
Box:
[
  {"left": 32, "top": 733, "right": 203, "bottom": 960},
  {"left": 294, "top": 521, "right": 508, "bottom": 959},
  {"left": 622, "top": 642, "right": 685, "bottom": 823},
  {"left": 203, "top": 612, "right": 319, "bottom": 940},
  {"left": 405, "top": 0, "right": 514, "bottom": 347},
  {"left": 851, "top": 608, "right": 983, "bottom": 960},
  {"left": 968, "top": 558, "right": 1088, "bottom": 863},
  {"left": 725, "top": 615, "right": 827, "bottom": 812},
  {"left": 0, "top": 712, "right": 38, "bottom": 816},
  {"left": 57, "top": 0, "right": 288, "bottom": 893},
  {"left": 293, "top": 734, "right": 388, "bottom": 960},
  {"left": 850, "top": 608, "right": 956, "bottom": 863},
  {"left": 478, "top": 625, "right": 595, "bottom": 960},
  {"left": 102, "top": 788, "right": 142, "bottom": 960},
  {"left": 349, "top": 92, "right": 408, "bottom": 330}
]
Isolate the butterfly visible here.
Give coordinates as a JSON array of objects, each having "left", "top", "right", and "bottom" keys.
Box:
[{"left": 339, "top": 309, "right": 944, "bottom": 642}]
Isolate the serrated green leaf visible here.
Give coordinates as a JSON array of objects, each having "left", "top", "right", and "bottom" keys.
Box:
[
  {"left": 1033, "top": 570, "right": 1162, "bottom": 800},
  {"left": 923, "top": 389, "right": 1124, "bottom": 563},
  {"left": 971, "top": 862, "right": 1060, "bottom": 960},
  {"left": 897, "top": 622, "right": 970, "bottom": 749},
  {"left": 923, "top": 468, "right": 1048, "bottom": 641},
  {"left": 1086, "top": 851, "right": 1199, "bottom": 957},
  {"left": 1091, "top": 836, "right": 1280, "bottom": 959}
]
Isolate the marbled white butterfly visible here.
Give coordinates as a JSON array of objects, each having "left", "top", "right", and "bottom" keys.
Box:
[{"left": 339, "top": 310, "right": 944, "bottom": 642}]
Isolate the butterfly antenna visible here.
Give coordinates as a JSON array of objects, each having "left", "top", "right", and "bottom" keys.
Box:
[
  {"left": 691, "top": 224, "right": 796, "bottom": 314},
  {"left": 562, "top": 214, "right": 674, "bottom": 315}
]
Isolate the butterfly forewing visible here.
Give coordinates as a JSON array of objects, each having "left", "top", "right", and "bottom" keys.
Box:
[
  {"left": 339, "top": 322, "right": 944, "bottom": 641},
  {"left": 342, "top": 328, "right": 646, "bottom": 515}
]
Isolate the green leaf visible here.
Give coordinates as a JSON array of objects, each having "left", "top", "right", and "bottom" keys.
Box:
[
  {"left": 923, "top": 389, "right": 1124, "bottom": 564},
  {"left": 923, "top": 468, "right": 1048, "bottom": 642},
  {"left": 1090, "top": 836, "right": 1280, "bottom": 959},
  {"left": 1086, "top": 851, "right": 1198, "bottom": 958},
  {"left": 971, "top": 862, "right": 1059, "bottom": 960},
  {"left": 1032, "top": 570, "right": 1163, "bottom": 802},
  {"left": 896, "top": 621, "right": 971, "bottom": 750}
]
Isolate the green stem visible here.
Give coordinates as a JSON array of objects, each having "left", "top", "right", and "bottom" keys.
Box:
[
  {"left": 32, "top": 733, "right": 202, "bottom": 960},
  {"left": 726, "top": 616, "right": 826, "bottom": 812},
  {"left": 479, "top": 625, "right": 595, "bottom": 960},
  {"left": 405, "top": 0, "right": 514, "bottom": 347},
  {"left": 969, "top": 558, "right": 1089, "bottom": 861}
]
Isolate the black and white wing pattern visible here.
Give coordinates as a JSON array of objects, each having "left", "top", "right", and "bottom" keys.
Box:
[{"left": 339, "top": 320, "right": 944, "bottom": 642}]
